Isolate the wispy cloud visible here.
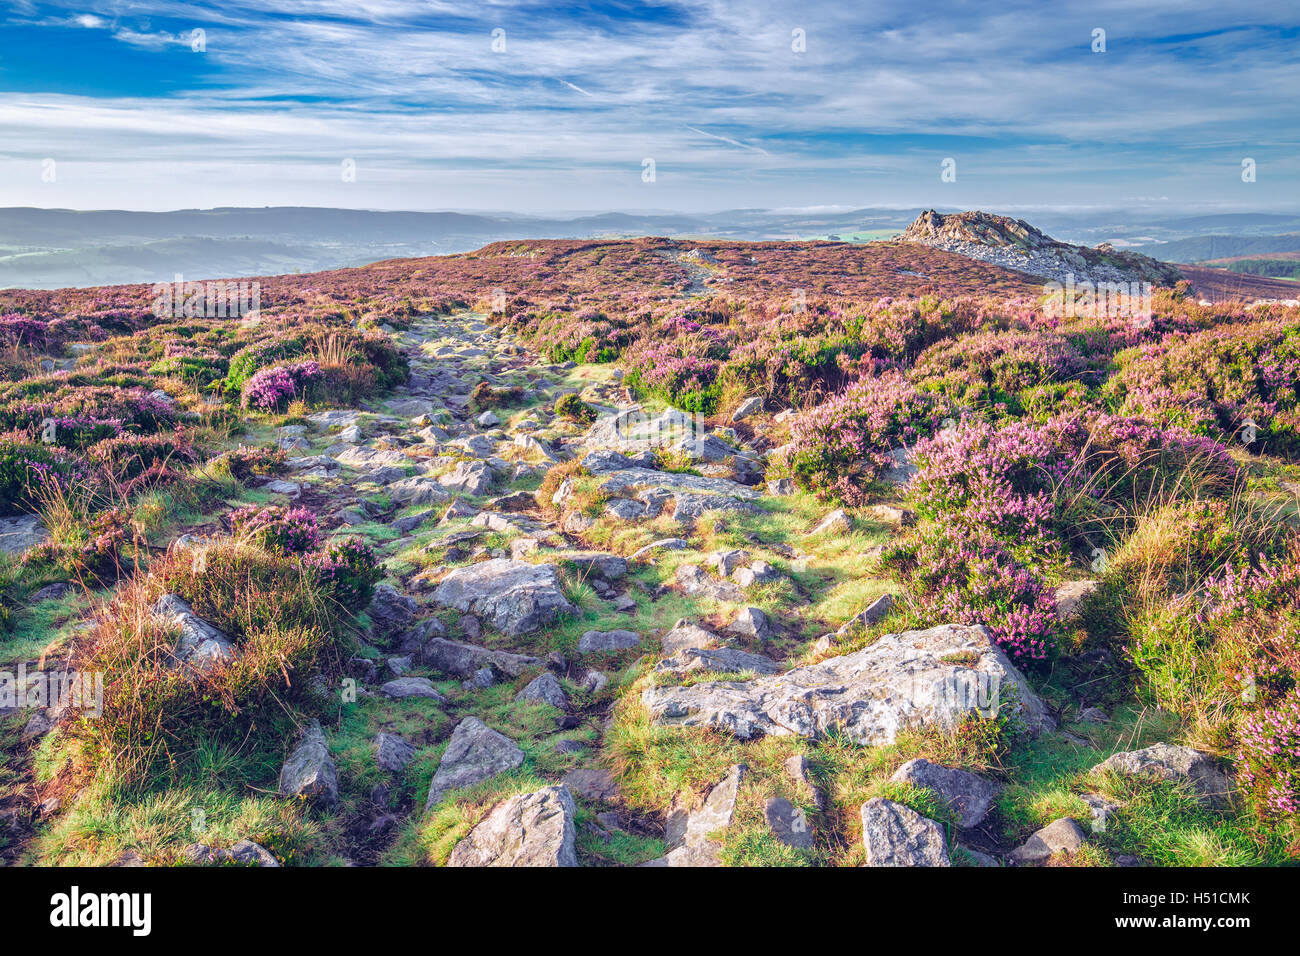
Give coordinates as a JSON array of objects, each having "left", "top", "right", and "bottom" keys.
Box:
[{"left": 0, "top": 0, "right": 1297, "bottom": 210}]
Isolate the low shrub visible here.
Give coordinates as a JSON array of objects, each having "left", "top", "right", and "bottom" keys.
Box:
[
  {"left": 554, "top": 392, "right": 596, "bottom": 425},
  {"left": 304, "top": 537, "right": 382, "bottom": 607},
  {"left": 229, "top": 504, "right": 322, "bottom": 554}
]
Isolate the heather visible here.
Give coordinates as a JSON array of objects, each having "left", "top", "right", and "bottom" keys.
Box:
[
  {"left": 1106, "top": 315, "right": 1300, "bottom": 456},
  {"left": 786, "top": 370, "right": 944, "bottom": 501},
  {"left": 1, "top": 237, "right": 1298, "bottom": 867}
]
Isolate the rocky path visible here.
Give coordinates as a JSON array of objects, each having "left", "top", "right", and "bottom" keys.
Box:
[
  {"left": 260, "top": 309, "right": 1064, "bottom": 866},
  {"left": 259, "top": 307, "right": 844, "bottom": 864}
]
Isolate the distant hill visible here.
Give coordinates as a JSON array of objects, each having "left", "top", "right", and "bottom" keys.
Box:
[{"left": 1135, "top": 234, "right": 1300, "bottom": 263}]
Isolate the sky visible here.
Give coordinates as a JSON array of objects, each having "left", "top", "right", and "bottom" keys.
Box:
[{"left": 0, "top": 0, "right": 1297, "bottom": 213}]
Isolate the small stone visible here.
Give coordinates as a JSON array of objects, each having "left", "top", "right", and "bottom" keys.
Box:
[
  {"left": 562, "top": 768, "right": 619, "bottom": 802},
  {"left": 1054, "top": 580, "right": 1100, "bottom": 622},
  {"left": 1009, "top": 817, "right": 1086, "bottom": 864},
  {"left": 733, "top": 561, "right": 778, "bottom": 587},
  {"left": 784, "top": 754, "right": 824, "bottom": 810},
  {"left": 380, "top": 677, "right": 445, "bottom": 701},
  {"left": 731, "top": 397, "right": 763, "bottom": 422},
  {"left": 726, "top": 606, "right": 771, "bottom": 639},
  {"left": 810, "top": 509, "right": 851, "bottom": 536},
  {"left": 661, "top": 620, "right": 720, "bottom": 654},
  {"left": 708, "top": 549, "right": 750, "bottom": 576},
  {"left": 515, "top": 672, "right": 569, "bottom": 709},
  {"left": 463, "top": 666, "right": 496, "bottom": 690}
]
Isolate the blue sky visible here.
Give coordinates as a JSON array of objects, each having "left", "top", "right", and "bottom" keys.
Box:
[{"left": 0, "top": 0, "right": 1297, "bottom": 213}]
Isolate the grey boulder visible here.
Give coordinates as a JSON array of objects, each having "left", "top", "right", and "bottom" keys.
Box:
[
  {"left": 860, "top": 798, "right": 949, "bottom": 866},
  {"left": 426, "top": 717, "right": 525, "bottom": 809},
  {"left": 890, "top": 758, "right": 1001, "bottom": 829},
  {"left": 433, "top": 559, "right": 574, "bottom": 636},
  {"left": 1093, "top": 743, "right": 1232, "bottom": 807},
  {"left": 278, "top": 721, "right": 339, "bottom": 807},
  {"left": 514, "top": 672, "right": 569, "bottom": 709}
]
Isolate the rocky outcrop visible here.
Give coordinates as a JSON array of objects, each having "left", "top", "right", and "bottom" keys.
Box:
[
  {"left": 897, "top": 209, "right": 1183, "bottom": 287},
  {"left": 643, "top": 624, "right": 1052, "bottom": 744},
  {"left": 447, "top": 784, "right": 578, "bottom": 867}
]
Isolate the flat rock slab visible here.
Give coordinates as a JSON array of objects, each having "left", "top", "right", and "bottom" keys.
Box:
[
  {"left": 447, "top": 784, "right": 578, "bottom": 867},
  {"left": 423, "top": 637, "right": 542, "bottom": 678},
  {"left": 380, "top": 677, "right": 446, "bottom": 701},
  {"left": 890, "top": 758, "right": 1001, "bottom": 829},
  {"left": 577, "top": 629, "right": 641, "bottom": 654},
  {"left": 0, "top": 514, "right": 48, "bottom": 554},
  {"left": 642, "top": 623, "right": 1053, "bottom": 745},
  {"left": 426, "top": 717, "right": 525, "bottom": 809},
  {"left": 860, "top": 798, "right": 949, "bottom": 866},
  {"left": 654, "top": 646, "right": 781, "bottom": 677},
  {"left": 433, "top": 559, "right": 574, "bottom": 636},
  {"left": 562, "top": 768, "right": 619, "bottom": 802},
  {"left": 1093, "top": 743, "right": 1232, "bottom": 807},
  {"left": 553, "top": 551, "right": 629, "bottom": 580},
  {"left": 597, "top": 467, "right": 761, "bottom": 500},
  {"left": 764, "top": 797, "right": 814, "bottom": 849}
]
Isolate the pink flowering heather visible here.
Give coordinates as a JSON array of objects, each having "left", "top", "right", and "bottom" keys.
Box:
[
  {"left": 0, "top": 313, "right": 53, "bottom": 348},
  {"left": 229, "top": 504, "right": 322, "bottom": 554},
  {"left": 1238, "top": 687, "right": 1300, "bottom": 816},
  {"left": 908, "top": 328, "right": 1087, "bottom": 413},
  {"left": 788, "top": 370, "right": 945, "bottom": 502},
  {"left": 241, "top": 360, "right": 322, "bottom": 411},
  {"left": 883, "top": 523, "right": 1058, "bottom": 660},
  {"left": 1106, "top": 317, "right": 1300, "bottom": 455},
  {"left": 304, "top": 537, "right": 382, "bottom": 606}
]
